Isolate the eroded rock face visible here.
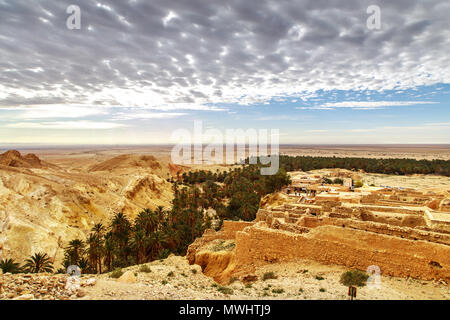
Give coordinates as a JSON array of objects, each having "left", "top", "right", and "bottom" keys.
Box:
[{"left": 0, "top": 151, "right": 173, "bottom": 265}]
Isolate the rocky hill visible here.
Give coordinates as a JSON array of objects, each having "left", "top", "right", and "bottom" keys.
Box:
[
  {"left": 0, "top": 151, "right": 173, "bottom": 266},
  {"left": 88, "top": 154, "right": 161, "bottom": 172},
  {"left": 0, "top": 150, "right": 51, "bottom": 168}
]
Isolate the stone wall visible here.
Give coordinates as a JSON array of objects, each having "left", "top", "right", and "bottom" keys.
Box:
[
  {"left": 234, "top": 225, "right": 450, "bottom": 282},
  {"left": 221, "top": 221, "right": 255, "bottom": 239}
]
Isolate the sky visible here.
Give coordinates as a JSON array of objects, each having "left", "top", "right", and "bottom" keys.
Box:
[{"left": 0, "top": 0, "right": 449, "bottom": 145}]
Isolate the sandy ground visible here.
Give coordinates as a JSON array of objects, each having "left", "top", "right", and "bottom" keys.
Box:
[{"left": 76, "top": 256, "right": 449, "bottom": 300}]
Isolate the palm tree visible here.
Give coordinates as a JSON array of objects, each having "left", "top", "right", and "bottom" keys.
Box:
[
  {"left": 66, "top": 239, "right": 85, "bottom": 265},
  {"left": 111, "top": 212, "right": 131, "bottom": 265},
  {"left": 103, "top": 232, "right": 114, "bottom": 272},
  {"left": 77, "top": 257, "right": 89, "bottom": 272},
  {"left": 0, "top": 258, "right": 22, "bottom": 274},
  {"left": 130, "top": 229, "right": 146, "bottom": 264},
  {"left": 86, "top": 233, "right": 103, "bottom": 273},
  {"left": 150, "top": 230, "right": 168, "bottom": 259},
  {"left": 155, "top": 206, "right": 166, "bottom": 227},
  {"left": 92, "top": 223, "right": 105, "bottom": 236},
  {"left": 23, "top": 252, "right": 53, "bottom": 273},
  {"left": 135, "top": 209, "right": 158, "bottom": 235},
  {"left": 91, "top": 223, "right": 105, "bottom": 273}
]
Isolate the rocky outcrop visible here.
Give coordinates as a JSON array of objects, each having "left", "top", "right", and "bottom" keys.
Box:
[
  {"left": 0, "top": 150, "right": 49, "bottom": 168},
  {"left": 0, "top": 154, "right": 173, "bottom": 266}
]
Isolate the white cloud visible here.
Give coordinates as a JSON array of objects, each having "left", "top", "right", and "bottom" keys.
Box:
[
  {"left": 18, "top": 105, "right": 107, "bottom": 119},
  {"left": 7, "top": 121, "right": 125, "bottom": 129},
  {"left": 0, "top": 0, "right": 448, "bottom": 110},
  {"left": 298, "top": 101, "right": 439, "bottom": 110},
  {"left": 112, "top": 112, "right": 188, "bottom": 120}
]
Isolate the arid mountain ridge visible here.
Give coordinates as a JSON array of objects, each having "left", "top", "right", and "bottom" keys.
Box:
[{"left": 0, "top": 150, "right": 174, "bottom": 265}]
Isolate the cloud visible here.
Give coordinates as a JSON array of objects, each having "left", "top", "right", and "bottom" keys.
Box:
[
  {"left": 111, "top": 111, "right": 188, "bottom": 120},
  {"left": 0, "top": 0, "right": 448, "bottom": 111},
  {"left": 6, "top": 121, "right": 125, "bottom": 129},
  {"left": 17, "top": 105, "right": 107, "bottom": 119},
  {"left": 298, "top": 101, "right": 439, "bottom": 110},
  {"left": 305, "top": 129, "right": 328, "bottom": 133}
]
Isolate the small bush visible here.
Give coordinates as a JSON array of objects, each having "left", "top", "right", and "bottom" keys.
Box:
[
  {"left": 228, "top": 276, "right": 238, "bottom": 284},
  {"left": 161, "top": 280, "right": 168, "bottom": 285},
  {"left": 110, "top": 268, "right": 123, "bottom": 279},
  {"left": 315, "top": 275, "right": 325, "bottom": 280},
  {"left": 167, "top": 271, "right": 175, "bottom": 277},
  {"left": 245, "top": 283, "right": 252, "bottom": 288},
  {"left": 139, "top": 265, "right": 151, "bottom": 273},
  {"left": 319, "top": 288, "right": 326, "bottom": 292},
  {"left": 272, "top": 288, "right": 284, "bottom": 294},
  {"left": 299, "top": 288, "right": 304, "bottom": 293},
  {"left": 340, "top": 270, "right": 369, "bottom": 287},
  {"left": 263, "top": 272, "right": 277, "bottom": 281},
  {"left": 191, "top": 269, "right": 197, "bottom": 274},
  {"left": 218, "top": 286, "right": 234, "bottom": 295}
]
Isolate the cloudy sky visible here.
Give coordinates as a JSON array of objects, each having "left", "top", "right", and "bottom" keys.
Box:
[{"left": 0, "top": 0, "right": 449, "bottom": 145}]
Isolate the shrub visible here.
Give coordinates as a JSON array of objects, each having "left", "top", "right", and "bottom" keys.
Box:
[
  {"left": 167, "top": 271, "right": 175, "bottom": 277},
  {"left": 110, "top": 268, "right": 123, "bottom": 279},
  {"left": 263, "top": 272, "right": 277, "bottom": 281},
  {"left": 161, "top": 280, "right": 168, "bottom": 285},
  {"left": 191, "top": 269, "right": 198, "bottom": 274},
  {"left": 319, "top": 288, "right": 326, "bottom": 292},
  {"left": 139, "top": 265, "right": 151, "bottom": 273},
  {"left": 272, "top": 288, "right": 284, "bottom": 294},
  {"left": 315, "top": 275, "right": 325, "bottom": 280},
  {"left": 340, "top": 270, "right": 369, "bottom": 288},
  {"left": 218, "top": 286, "right": 234, "bottom": 295}
]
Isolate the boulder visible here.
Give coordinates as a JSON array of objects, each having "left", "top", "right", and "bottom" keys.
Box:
[
  {"left": 76, "top": 288, "right": 87, "bottom": 297},
  {"left": 117, "top": 271, "right": 137, "bottom": 284},
  {"left": 13, "top": 293, "right": 34, "bottom": 300}
]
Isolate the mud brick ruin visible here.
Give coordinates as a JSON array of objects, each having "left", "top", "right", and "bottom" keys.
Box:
[{"left": 188, "top": 171, "right": 450, "bottom": 284}]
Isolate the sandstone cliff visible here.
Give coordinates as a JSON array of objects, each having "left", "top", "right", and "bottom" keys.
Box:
[{"left": 0, "top": 151, "right": 173, "bottom": 266}]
